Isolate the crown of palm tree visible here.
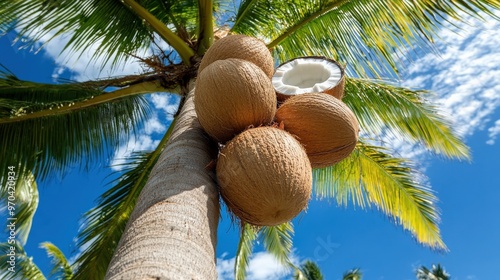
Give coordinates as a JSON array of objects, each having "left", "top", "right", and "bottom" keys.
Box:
[{"left": 1, "top": 0, "right": 497, "bottom": 279}]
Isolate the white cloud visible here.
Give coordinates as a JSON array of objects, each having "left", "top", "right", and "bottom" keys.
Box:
[
  {"left": 402, "top": 11, "right": 500, "bottom": 142},
  {"left": 144, "top": 114, "right": 166, "bottom": 135},
  {"left": 110, "top": 134, "right": 161, "bottom": 171},
  {"left": 217, "top": 251, "right": 299, "bottom": 280},
  {"left": 150, "top": 93, "right": 181, "bottom": 121},
  {"left": 379, "top": 11, "right": 500, "bottom": 164},
  {"left": 486, "top": 119, "right": 500, "bottom": 145},
  {"left": 38, "top": 31, "right": 150, "bottom": 81}
]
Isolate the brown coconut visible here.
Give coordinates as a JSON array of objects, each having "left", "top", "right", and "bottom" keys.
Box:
[
  {"left": 272, "top": 56, "right": 345, "bottom": 101},
  {"left": 275, "top": 93, "right": 359, "bottom": 168},
  {"left": 198, "top": 34, "right": 274, "bottom": 78},
  {"left": 216, "top": 127, "right": 312, "bottom": 226},
  {"left": 195, "top": 58, "right": 277, "bottom": 143}
]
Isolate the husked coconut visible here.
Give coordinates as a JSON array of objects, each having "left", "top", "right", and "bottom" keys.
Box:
[
  {"left": 216, "top": 127, "right": 312, "bottom": 226},
  {"left": 198, "top": 34, "right": 274, "bottom": 78},
  {"left": 195, "top": 58, "right": 276, "bottom": 143},
  {"left": 272, "top": 56, "right": 345, "bottom": 100},
  {"left": 275, "top": 93, "right": 359, "bottom": 168}
]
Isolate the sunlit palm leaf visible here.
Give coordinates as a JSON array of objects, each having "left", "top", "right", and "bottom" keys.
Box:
[
  {"left": 314, "top": 143, "right": 445, "bottom": 249},
  {"left": 343, "top": 78, "right": 469, "bottom": 159},
  {"left": 72, "top": 120, "right": 174, "bottom": 280},
  {"left": 0, "top": 242, "right": 45, "bottom": 280},
  {"left": 0, "top": 70, "right": 150, "bottom": 180},
  {"left": 0, "top": 0, "right": 200, "bottom": 67},
  {"left": 0, "top": 168, "right": 38, "bottom": 245},
  {"left": 234, "top": 223, "right": 257, "bottom": 280},
  {"left": 294, "top": 260, "right": 323, "bottom": 280},
  {"left": 232, "top": 0, "right": 499, "bottom": 77},
  {"left": 260, "top": 222, "right": 295, "bottom": 267},
  {"left": 40, "top": 242, "right": 73, "bottom": 280},
  {"left": 343, "top": 268, "right": 362, "bottom": 280}
]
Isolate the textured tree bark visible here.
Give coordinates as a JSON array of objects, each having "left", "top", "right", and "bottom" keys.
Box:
[{"left": 105, "top": 86, "right": 219, "bottom": 279}]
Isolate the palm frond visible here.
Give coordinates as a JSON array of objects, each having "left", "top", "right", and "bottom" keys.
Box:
[
  {"left": 314, "top": 143, "right": 445, "bottom": 249},
  {"left": 0, "top": 0, "right": 199, "bottom": 68},
  {"left": 0, "top": 70, "right": 150, "bottom": 181},
  {"left": 295, "top": 260, "right": 323, "bottom": 280},
  {"left": 232, "top": 0, "right": 499, "bottom": 77},
  {"left": 234, "top": 223, "right": 257, "bottom": 280},
  {"left": 343, "top": 268, "right": 362, "bottom": 280},
  {"left": 72, "top": 120, "right": 175, "bottom": 280},
  {"left": 0, "top": 168, "right": 38, "bottom": 245},
  {"left": 0, "top": 242, "right": 46, "bottom": 280},
  {"left": 343, "top": 78, "right": 469, "bottom": 160},
  {"left": 39, "top": 242, "right": 73, "bottom": 280},
  {"left": 260, "top": 222, "right": 295, "bottom": 267}
]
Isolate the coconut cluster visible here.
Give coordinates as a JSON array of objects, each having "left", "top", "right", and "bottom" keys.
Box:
[{"left": 195, "top": 35, "right": 359, "bottom": 226}]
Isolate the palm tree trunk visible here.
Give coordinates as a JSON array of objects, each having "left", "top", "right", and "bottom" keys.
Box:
[{"left": 105, "top": 84, "right": 220, "bottom": 279}]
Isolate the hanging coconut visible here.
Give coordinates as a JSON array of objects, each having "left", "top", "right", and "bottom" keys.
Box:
[
  {"left": 275, "top": 93, "right": 359, "bottom": 168},
  {"left": 198, "top": 34, "right": 275, "bottom": 78},
  {"left": 272, "top": 56, "right": 345, "bottom": 101},
  {"left": 216, "top": 127, "right": 312, "bottom": 226},
  {"left": 195, "top": 58, "right": 276, "bottom": 143}
]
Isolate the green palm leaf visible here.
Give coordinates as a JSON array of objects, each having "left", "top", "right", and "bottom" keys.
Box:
[
  {"left": 0, "top": 0, "right": 199, "bottom": 67},
  {"left": 0, "top": 242, "right": 45, "bottom": 280},
  {"left": 234, "top": 222, "right": 295, "bottom": 279},
  {"left": 40, "top": 242, "right": 73, "bottom": 280},
  {"left": 343, "top": 268, "right": 362, "bottom": 280},
  {"left": 234, "top": 223, "right": 258, "bottom": 280},
  {"left": 232, "top": 0, "right": 499, "bottom": 77},
  {"left": 0, "top": 168, "right": 38, "bottom": 245},
  {"left": 72, "top": 120, "right": 174, "bottom": 280},
  {"left": 294, "top": 260, "right": 323, "bottom": 280},
  {"left": 343, "top": 78, "right": 469, "bottom": 159},
  {"left": 0, "top": 69, "right": 150, "bottom": 180},
  {"left": 314, "top": 143, "right": 445, "bottom": 249},
  {"left": 260, "top": 222, "right": 295, "bottom": 268}
]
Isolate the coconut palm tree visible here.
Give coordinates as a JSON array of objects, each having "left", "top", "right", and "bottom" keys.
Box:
[
  {"left": 416, "top": 264, "right": 451, "bottom": 280},
  {"left": 343, "top": 268, "right": 363, "bottom": 280},
  {"left": 293, "top": 260, "right": 362, "bottom": 280},
  {"left": 295, "top": 260, "right": 324, "bottom": 280},
  {"left": 1, "top": 0, "right": 497, "bottom": 279}
]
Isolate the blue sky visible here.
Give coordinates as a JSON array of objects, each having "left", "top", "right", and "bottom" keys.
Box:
[{"left": 1, "top": 9, "right": 500, "bottom": 280}]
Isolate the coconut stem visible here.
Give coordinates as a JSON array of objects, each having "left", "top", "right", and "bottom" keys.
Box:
[{"left": 121, "top": 0, "right": 195, "bottom": 65}]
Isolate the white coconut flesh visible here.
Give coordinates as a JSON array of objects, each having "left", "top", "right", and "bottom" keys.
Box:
[{"left": 273, "top": 57, "right": 343, "bottom": 98}]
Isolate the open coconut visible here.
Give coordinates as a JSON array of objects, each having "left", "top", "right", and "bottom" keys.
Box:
[
  {"left": 272, "top": 56, "right": 345, "bottom": 101},
  {"left": 216, "top": 127, "right": 312, "bottom": 226},
  {"left": 198, "top": 34, "right": 274, "bottom": 78},
  {"left": 195, "top": 58, "right": 276, "bottom": 143},
  {"left": 275, "top": 93, "right": 359, "bottom": 168}
]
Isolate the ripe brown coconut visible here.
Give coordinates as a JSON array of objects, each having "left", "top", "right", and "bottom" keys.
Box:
[
  {"left": 275, "top": 93, "right": 359, "bottom": 168},
  {"left": 216, "top": 127, "right": 312, "bottom": 226},
  {"left": 272, "top": 56, "right": 345, "bottom": 101},
  {"left": 198, "top": 34, "right": 274, "bottom": 78},
  {"left": 195, "top": 58, "right": 276, "bottom": 143}
]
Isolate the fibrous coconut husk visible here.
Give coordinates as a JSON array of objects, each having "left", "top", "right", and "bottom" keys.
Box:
[
  {"left": 275, "top": 93, "right": 359, "bottom": 168},
  {"left": 272, "top": 56, "right": 346, "bottom": 101},
  {"left": 195, "top": 58, "right": 276, "bottom": 143},
  {"left": 198, "top": 34, "right": 274, "bottom": 78},
  {"left": 216, "top": 127, "right": 312, "bottom": 226}
]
